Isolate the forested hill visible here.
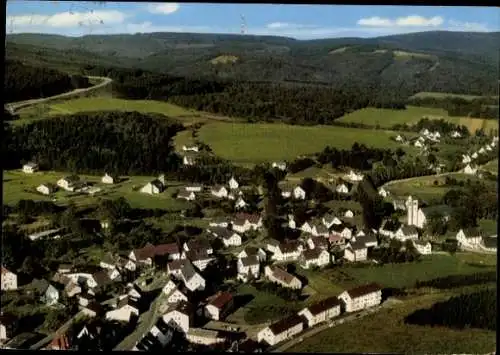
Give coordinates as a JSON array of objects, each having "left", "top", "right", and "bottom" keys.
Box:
[
  {"left": 4, "top": 59, "right": 91, "bottom": 103},
  {"left": 6, "top": 31, "right": 499, "bottom": 97}
]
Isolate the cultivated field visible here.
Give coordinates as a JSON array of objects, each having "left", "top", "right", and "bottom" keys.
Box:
[
  {"left": 337, "top": 106, "right": 497, "bottom": 133},
  {"left": 3, "top": 169, "right": 191, "bottom": 211},
  {"left": 291, "top": 291, "right": 496, "bottom": 354},
  {"left": 197, "top": 122, "right": 410, "bottom": 166}
]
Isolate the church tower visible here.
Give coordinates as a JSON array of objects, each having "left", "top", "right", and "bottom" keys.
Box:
[{"left": 406, "top": 195, "right": 419, "bottom": 227}]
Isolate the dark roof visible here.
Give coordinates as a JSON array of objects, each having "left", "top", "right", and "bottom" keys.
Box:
[
  {"left": 323, "top": 214, "right": 336, "bottom": 222},
  {"left": 302, "top": 248, "right": 324, "bottom": 260},
  {"left": 207, "top": 291, "right": 233, "bottom": 309},
  {"left": 346, "top": 283, "right": 382, "bottom": 299},
  {"left": 240, "top": 255, "right": 259, "bottom": 267},
  {"left": 243, "top": 246, "right": 261, "bottom": 256},
  {"left": 330, "top": 224, "right": 346, "bottom": 233},
  {"left": 382, "top": 220, "right": 401, "bottom": 232},
  {"left": 307, "top": 296, "right": 341, "bottom": 316},
  {"left": 117, "top": 296, "right": 139, "bottom": 310},
  {"left": 269, "top": 266, "right": 297, "bottom": 285},
  {"left": 0, "top": 313, "right": 17, "bottom": 325},
  {"left": 483, "top": 237, "right": 497, "bottom": 249},
  {"left": 85, "top": 301, "right": 103, "bottom": 314},
  {"left": 235, "top": 213, "right": 261, "bottom": 224},
  {"left": 169, "top": 301, "right": 193, "bottom": 315},
  {"left": 154, "top": 243, "right": 180, "bottom": 256},
  {"left": 64, "top": 175, "right": 80, "bottom": 183},
  {"left": 463, "top": 227, "right": 483, "bottom": 238},
  {"left": 186, "top": 238, "right": 211, "bottom": 251},
  {"left": 279, "top": 240, "right": 301, "bottom": 253},
  {"left": 349, "top": 240, "right": 367, "bottom": 251},
  {"left": 309, "top": 236, "right": 328, "bottom": 248},
  {"left": 186, "top": 249, "right": 213, "bottom": 262},
  {"left": 168, "top": 259, "right": 190, "bottom": 271},
  {"left": 132, "top": 243, "right": 156, "bottom": 261},
  {"left": 180, "top": 262, "right": 198, "bottom": 281},
  {"left": 209, "top": 227, "right": 234, "bottom": 239},
  {"left": 315, "top": 224, "right": 329, "bottom": 234},
  {"left": 401, "top": 225, "right": 418, "bottom": 235},
  {"left": 92, "top": 270, "right": 112, "bottom": 286},
  {"left": 268, "top": 314, "right": 304, "bottom": 335}
]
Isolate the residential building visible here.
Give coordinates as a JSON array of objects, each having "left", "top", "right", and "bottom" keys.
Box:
[
  {"left": 322, "top": 214, "right": 342, "bottom": 229},
  {"left": 186, "top": 328, "right": 226, "bottom": 346},
  {"left": 140, "top": 176, "right": 165, "bottom": 194},
  {"left": 338, "top": 283, "right": 382, "bottom": 313},
  {"left": 393, "top": 225, "right": 419, "bottom": 241},
  {"left": 272, "top": 161, "right": 287, "bottom": 170},
  {"left": 211, "top": 186, "right": 229, "bottom": 198},
  {"left": 271, "top": 240, "right": 303, "bottom": 262},
  {"left": 343, "top": 240, "right": 368, "bottom": 262},
  {"left": 264, "top": 266, "right": 302, "bottom": 289},
  {"left": 204, "top": 291, "right": 234, "bottom": 321},
  {"left": 237, "top": 256, "right": 260, "bottom": 282},
  {"left": 232, "top": 213, "right": 263, "bottom": 233},
  {"left": 298, "top": 296, "right": 341, "bottom": 327},
  {"left": 177, "top": 191, "right": 196, "bottom": 201},
  {"left": 346, "top": 170, "right": 364, "bottom": 182},
  {"left": 257, "top": 315, "right": 304, "bottom": 346},
  {"left": 57, "top": 175, "right": 81, "bottom": 191},
  {"left": 331, "top": 224, "right": 352, "bottom": 240},
  {"left": 228, "top": 177, "right": 239, "bottom": 190},
  {"left": 235, "top": 197, "right": 247, "bottom": 209},
  {"left": 182, "top": 145, "right": 199, "bottom": 152},
  {"left": 183, "top": 239, "right": 213, "bottom": 255},
  {"left": 162, "top": 301, "right": 193, "bottom": 334},
  {"left": 101, "top": 173, "right": 117, "bottom": 184},
  {"left": 185, "top": 250, "right": 214, "bottom": 271},
  {"left": 456, "top": 228, "right": 483, "bottom": 248},
  {"left": 183, "top": 155, "right": 196, "bottom": 166},
  {"left": 378, "top": 187, "right": 389, "bottom": 198},
  {"left": 306, "top": 236, "right": 329, "bottom": 250},
  {"left": 336, "top": 183, "right": 350, "bottom": 194},
  {"left": 293, "top": 186, "right": 306, "bottom": 200},
  {"left": 36, "top": 183, "right": 57, "bottom": 195},
  {"left": 412, "top": 240, "right": 432, "bottom": 255},
  {"left": 22, "top": 162, "right": 38, "bottom": 174},
  {"left": 300, "top": 249, "right": 331, "bottom": 269},
  {"left": 208, "top": 228, "right": 242, "bottom": 247},
  {"left": 464, "top": 164, "right": 478, "bottom": 175},
  {"left": 28, "top": 279, "right": 59, "bottom": 305},
  {"left": 105, "top": 296, "right": 140, "bottom": 323},
  {"left": 1, "top": 267, "right": 17, "bottom": 291},
  {"left": 237, "top": 247, "right": 267, "bottom": 262}
]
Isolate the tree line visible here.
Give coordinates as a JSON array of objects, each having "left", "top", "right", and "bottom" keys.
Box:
[
  {"left": 414, "top": 271, "right": 497, "bottom": 289},
  {"left": 4, "top": 59, "right": 91, "bottom": 103},
  {"left": 409, "top": 96, "right": 499, "bottom": 119}
]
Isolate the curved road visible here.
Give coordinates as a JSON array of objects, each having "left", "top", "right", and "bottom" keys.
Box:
[{"left": 5, "top": 76, "right": 112, "bottom": 114}]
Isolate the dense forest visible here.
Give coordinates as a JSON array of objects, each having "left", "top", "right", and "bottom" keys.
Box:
[
  {"left": 405, "top": 289, "right": 496, "bottom": 331},
  {"left": 4, "top": 59, "right": 91, "bottom": 102},
  {"left": 414, "top": 271, "right": 497, "bottom": 289},
  {"left": 409, "top": 96, "right": 499, "bottom": 119}
]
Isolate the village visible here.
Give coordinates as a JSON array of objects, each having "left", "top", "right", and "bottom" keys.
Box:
[{"left": 1, "top": 128, "right": 498, "bottom": 352}]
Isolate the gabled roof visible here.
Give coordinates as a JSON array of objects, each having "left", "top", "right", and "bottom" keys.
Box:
[
  {"left": 268, "top": 314, "right": 304, "bottom": 335},
  {"left": 29, "top": 279, "right": 52, "bottom": 294},
  {"left": 117, "top": 295, "right": 139, "bottom": 310},
  {"left": 307, "top": 296, "right": 341, "bottom": 316},
  {"left": 92, "top": 270, "right": 112, "bottom": 286},
  {"left": 235, "top": 213, "right": 261, "bottom": 224},
  {"left": 185, "top": 238, "right": 212, "bottom": 251},
  {"left": 315, "top": 224, "right": 329, "bottom": 234},
  {"left": 150, "top": 179, "right": 164, "bottom": 189},
  {"left": 462, "top": 227, "right": 483, "bottom": 238},
  {"left": 154, "top": 243, "right": 181, "bottom": 256},
  {"left": 308, "top": 236, "right": 329, "bottom": 248},
  {"left": 63, "top": 175, "right": 80, "bottom": 183},
  {"left": 167, "top": 301, "right": 193, "bottom": 316},
  {"left": 186, "top": 249, "right": 213, "bottom": 262},
  {"left": 40, "top": 182, "right": 57, "bottom": 190},
  {"left": 302, "top": 248, "right": 325, "bottom": 261},
  {"left": 240, "top": 255, "right": 259, "bottom": 267},
  {"left": 381, "top": 219, "right": 401, "bottom": 232},
  {"left": 131, "top": 243, "right": 156, "bottom": 261},
  {"left": 349, "top": 240, "right": 367, "bottom": 251},
  {"left": 401, "top": 225, "right": 418, "bottom": 235},
  {"left": 207, "top": 291, "right": 233, "bottom": 310},
  {"left": 278, "top": 240, "right": 302, "bottom": 253},
  {"left": 168, "top": 259, "right": 190, "bottom": 271},
  {"left": 268, "top": 266, "right": 297, "bottom": 285},
  {"left": 345, "top": 283, "right": 382, "bottom": 299}
]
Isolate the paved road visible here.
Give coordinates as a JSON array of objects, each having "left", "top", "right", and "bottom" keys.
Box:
[
  {"left": 271, "top": 299, "right": 403, "bottom": 353},
  {"left": 5, "top": 76, "right": 112, "bottom": 114}
]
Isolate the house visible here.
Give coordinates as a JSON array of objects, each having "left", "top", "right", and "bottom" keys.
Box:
[
  {"left": 346, "top": 170, "right": 364, "bottom": 182},
  {"left": 322, "top": 214, "right": 342, "bottom": 229},
  {"left": 65, "top": 281, "right": 82, "bottom": 298},
  {"left": 420, "top": 128, "right": 430, "bottom": 136},
  {"left": 0, "top": 313, "right": 18, "bottom": 344},
  {"left": 182, "top": 145, "right": 199, "bottom": 152},
  {"left": 478, "top": 147, "right": 487, "bottom": 154},
  {"left": 177, "top": 190, "right": 196, "bottom": 201},
  {"left": 237, "top": 247, "right": 267, "bottom": 262},
  {"left": 336, "top": 183, "right": 350, "bottom": 194},
  {"left": 183, "top": 239, "right": 213, "bottom": 255},
  {"left": 185, "top": 250, "right": 215, "bottom": 271},
  {"left": 482, "top": 237, "right": 497, "bottom": 252},
  {"left": 412, "top": 240, "right": 432, "bottom": 255},
  {"left": 1, "top": 267, "right": 17, "bottom": 291},
  {"left": 185, "top": 184, "right": 203, "bottom": 192},
  {"left": 264, "top": 266, "right": 302, "bottom": 289},
  {"left": 183, "top": 155, "right": 197, "bottom": 166},
  {"left": 338, "top": 283, "right": 383, "bottom": 313},
  {"left": 328, "top": 234, "right": 346, "bottom": 247},
  {"left": 355, "top": 232, "right": 378, "bottom": 248},
  {"left": 300, "top": 221, "right": 313, "bottom": 234},
  {"left": 462, "top": 154, "right": 472, "bottom": 164},
  {"left": 101, "top": 173, "right": 117, "bottom": 184},
  {"left": 78, "top": 292, "right": 95, "bottom": 307},
  {"left": 456, "top": 228, "right": 483, "bottom": 248},
  {"left": 471, "top": 152, "right": 479, "bottom": 159},
  {"left": 464, "top": 164, "right": 477, "bottom": 175},
  {"left": 235, "top": 197, "right": 247, "bottom": 210},
  {"left": 298, "top": 296, "right": 341, "bottom": 327},
  {"left": 187, "top": 328, "right": 226, "bottom": 346},
  {"left": 311, "top": 223, "right": 329, "bottom": 237},
  {"left": 209, "top": 217, "right": 229, "bottom": 228},
  {"left": 395, "top": 134, "right": 404, "bottom": 142},
  {"left": 211, "top": 185, "right": 229, "bottom": 199},
  {"left": 378, "top": 187, "right": 389, "bottom": 197},
  {"left": 79, "top": 302, "right": 103, "bottom": 318},
  {"left": 300, "top": 248, "right": 331, "bottom": 269},
  {"left": 281, "top": 188, "right": 292, "bottom": 199},
  {"left": 306, "top": 236, "right": 329, "bottom": 250},
  {"left": 27, "top": 228, "right": 62, "bottom": 241},
  {"left": 135, "top": 319, "right": 174, "bottom": 350},
  {"left": 486, "top": 145, "right": 493, "bottom": 152},
  {"left": 57, "top": 175, "right": 81, "bottom": 191},
  {"left": 293, "top": 186, "right": 306, "bottom": 200},
  {"left": 129, "top": 243, "right": 156, "bottom": 266},
  {"left": 232, "top": 213, "right": 263, "bottom": 233},
  {"left": 451, "top": 131, "right": 462, "bottom": 138},
  {"left": 162, "top": 280, "right": 189, "bottom": 305},
  {"left": 204, "top": 291, "right": 234, "bottom": 321},
  {"left": 140, "top": 176, "right": 165, "bottom": 194},
  {"left": 86, "top": 270, "right": 113, "bottom": 289},
  {"left": 394, "top": 225, "right": 419, "bottom": 241},
  {"left": 22, "top": 162, "right": 39, "bottom": 174},
  {"left": 127, "top": 283, "right": 143, "bottom": 301},
  {"left": 257, "top": 314, "right": 304, "bottom": 346},
  {"left": 343, "top": 240, "right": 368, "bottom": 262},
  {"left": 46, "top": 333, "right": 72, "bottom": 350},
  {"left": 406, "top": 196, "right": 427, "bottom": 228},
  {"left": 287, "top": 214, "right": 297, "bottom": 229},
  {"left": 209, "top": 228, "right": 242, "bottom": 247},
  {"left": 228, "top": 177, "right": 239, "bottom": 190},
  {"left": 36, "top": 183, "right": 57, "bottom": 196},
  {"left": 272, "top": 161, "right": 287, "bottom": 171},
  {"left": 414, "top": 140, "right": 424, "bottom": 148},
  {"left": 28, "top": 279, "right": 59, "bottom": 305},
  {"left": 176, "top": 261, "right": 206, "bottom": 291},
  {"left": 106, "top": 296, "right": 140, "bottom": 323},
  {"left": 331, "top": 224, "right": 353, "bottom": 240},
  {"left": 162, "top": 301, "right": 193, "bottom": 334},
  {"left": 271, "top": 241, "right": 303, "bottom": 262},
  {"left": 392, "top": 199, "right": 407, "bottom": 211},
  {"left": 344, "top": 210, "right": 354, "bottom": 218},
  {"left": 228, "top": 189, "right": 243, "bottom": 200},
  {"left": 379, "top": 219, "right": 401, "bottom": 238},
  {"left": 237, "top": 256, "right": 260, "bottom": 282}
]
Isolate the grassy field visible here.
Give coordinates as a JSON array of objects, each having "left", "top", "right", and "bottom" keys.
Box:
[
  {"left": 3, "top": 169, "right": 192, "bottom": 211},
  {"left": 482, "top": 159, "right": 498, "bottom": 175},
  {"left": 291, "top": 291, "right": 496, "bottom": 354},
  {"left": 173, "top": 130, "right": 196, "bottom": 152},
  {"left": 337, "top": 106, "right": 497, "bottom": 134},
  {"left": 198, "top": 122, "right": 411, "bottom": 166},
  {"left": 410, "top": 91, "right": 497, "bottom": 101}
]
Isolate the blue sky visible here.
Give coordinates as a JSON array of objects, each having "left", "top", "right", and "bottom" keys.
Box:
[{"left": 6, "top": 1, "right": 499, "bottom": 39}]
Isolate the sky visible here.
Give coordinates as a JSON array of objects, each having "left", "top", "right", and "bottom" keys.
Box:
[{"left": 6, "top": 1, "right": 500, "bottom": 39}]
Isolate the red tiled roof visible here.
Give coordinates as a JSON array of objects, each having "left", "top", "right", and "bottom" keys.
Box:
[
  {"left": 49, "top": 334, "right": 71, "bottom": 350},
  {"left": 207, "top": 291, "right": 233, "bottom": 310},
  {"left": 235, "top": 213, "right": 261, "bottom": 224},
  {"left": 1, "top": 266, "right": 13, "bottom": 275},
  {"left": 154, "top": 243, "right": 180, "bottom": 256},
  {"left": 269, "top": 266, "right": 296, "bottom": 285}
]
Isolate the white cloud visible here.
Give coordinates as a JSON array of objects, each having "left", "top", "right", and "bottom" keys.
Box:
[
  {"left": 357, "top": 15, "right": 444, "bottom": 28},
  {"left": 147, "top": 3, "right": 180, "bottom": 15}
]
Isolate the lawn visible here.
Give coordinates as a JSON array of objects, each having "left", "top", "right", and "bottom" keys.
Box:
[
  {"left": 3, "top": 170, "right": 192, "bottom": 211},
  {"left": 173, "top": 130, "right": 196, "bottom": 152},
  {"left": 337, "top": 106, "right": 497, "bottom": 134},
  {"left": 291, "top": 292, "right": 496, "bottom": 354},
  {"left": 198, "top": 122, "right": 410, "bottom": 166}
]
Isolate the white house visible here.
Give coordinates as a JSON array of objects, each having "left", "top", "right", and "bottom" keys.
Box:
[
  {"left": 271, "top": 241, "right": 303, "bottom": 262},
  {"left": 378, "top": 187, "right": 389, "bottom": 198},
  {"left": 322, "top": 214, "right": 342, "bottom": 229},
  {"left": 462, "top": 154, "right": 472, "bottom": 164},
  {"left": 1, "top": 267, "right": 17, "bottom": 291},
  {"left": 338, "top": 283, "right": 382, "bottom": 313},
  {"left": 257, "top": 315, "right": 304, "bottom": 346},
  {"left": 140, "top": 176, "right": 165, "bottom": 195},
  {"left": 336, "top": 183, "right": 350, "bottom": 194},
  {"left": 311, "top": 223, "right": 329, "bottom": 237},
  {"left": 344, "top": 210, "right": 354, "bottom": 218},
  {"left": 471, "top": 152, "right": 479, "bottom": 159},
  {"left": 182, "top": 145, "right": 199, "bottom": 152},
  {"left": 162, "top": 301, "right": 193, "bottom": 334},
  {"left": 281, "top": 189, "right": 292, "bottom": 199},
  {"left": 393, "top": 225, "right": 419, "bottom": 242},
  {"left": 451, "top": 131, "right": 462, "bottom": 138},
  {"left": 300, "top": 221, "right": 313, "bottom": 234},
  {"left": 272, "top": 161, "right": 287, "bottom": 171},
  {"left": 228, "top": 177, "right": 239, "bottom": 190},
  {"left": 185, "top": 250, "right": 214, "bottom": 272},
  {"left": 343, "top": 241, "right": 368, "bottom": 262},
  {"left": 293, "top": 186, "right": 306, "bottom": 200},
  {"left": 231, "top": 213, "right": 263, "bottom": 233},
  {"left": 183, "top": 155, "right": 196, "bottom": 166},
  {"left": 406, "top": 196, "right": 427, "bottom": 228},
  {"left": 287, "top": 214, "right": 296, "bottom": 229},
  {"left": 237, "top": 256, "right": 260, "bottom": 282},
  {"left": 211, "top": 186, "right": 229, "bottom": 199},
  {"left": 298, "top": 296, "right": 341, "bottom": 327},
  {"left": 235, "top": 197, "right": 247, "bottom": 210},
  {"left": 57, "top": 175, "right": 81, "bottom": 191},
  {"left": 101, "top": 173, "right": 117, "bottom": 184},
  {"left": 346, "top": 170, "right": 364, "bottom": 182},
  {"left": 456, "top": 228, "right": 483, "bottom": 248},
  {"left": 22, "top": 162, "right": 39, "bottom": 174},
  {"left": 30, "top": 279, "right": 60, "bottom": 306},
  {"left": 237, "top": 247, "right": 267, "bottom": 262},
  {"left": 306, "top": 236, "right": 329, "bottom": 250},
  {"left": 414, "top": 140, "right": 424, "bottom": 148},
  {"left": 264, "top": 266, "right": 302, "bottom": 289},
  {"left": 106, "top": 297, "right": 140, "bottom": 323},
  {"left": 331, "top": 224, "right": 353, "bottom": 240},
  {"left": 204, "top": 291, "right": 234, "bottom": 321},
  {"left": 464, "top": 164, "right": 477, "bottom": 175},
  {"left": 37, "top": 183, "right": 57, "bottom": 196},
  {"left": 180, "top": 262, "right": 206, "bottom": 292},
  {"left": 177, "top": 191, "right": 196, "bottom": 201},
  {"left": 300, "top": 249, "right": 331, "bottom": 269},
  {"left": 186, "top": 328, "right": 226, "bottom": 346},
  {"left": 395, "top": 134, "right": 404, "bottom": 142},
  {"left": 412, "top": 240, "right": 432, "bottom": 255},
  {"left": 478, "top": 147, "right": 487, "bottom": 154}
]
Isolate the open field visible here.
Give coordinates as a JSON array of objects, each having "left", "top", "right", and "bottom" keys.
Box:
[
  {"left": 173, "top": 130, "right": 196, "bottom": 152},
  {"left": 3, "top": 170, "right": 192, "bottom": 211},
  {"left": 198, "top": 122, "right": 411, "bottom": 166},
  {"left": 291, "top": 291, "right": 496, "bottom": 354},
  {"left": 410, "top": 91, "right": 497, "bottom": 101},
  {"left": 337, "top": 106, "right": 497, "bottom": 133}
]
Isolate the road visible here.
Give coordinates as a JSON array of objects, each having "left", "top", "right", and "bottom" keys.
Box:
[
  {"left": 271, "top": 298, "right": 403, "bottom": 353},
  {"left": 5, "top": 76, "right": 112, "bottom": 114}
]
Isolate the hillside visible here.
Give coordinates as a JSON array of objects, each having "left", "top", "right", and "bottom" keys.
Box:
[{"left": 5, "top": 31, "right": 499, "bottom": 97}]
